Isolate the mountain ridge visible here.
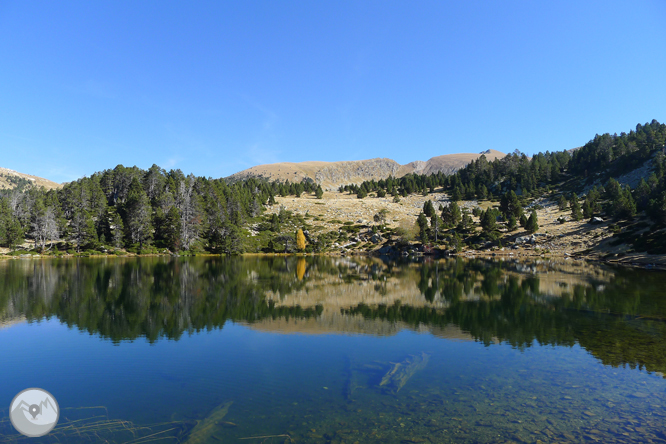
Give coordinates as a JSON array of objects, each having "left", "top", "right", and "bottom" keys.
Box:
[
  {"left": 227, "top": 149, "right": 506, "bottom": 190},
  {"left": 0, "top": 167, "right": 61, "bottom": 191},
  {"left": 0, "top": 150, "right": 505, "bottom": 192}
]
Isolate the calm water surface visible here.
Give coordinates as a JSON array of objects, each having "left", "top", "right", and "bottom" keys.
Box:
[{"left": 0, "top": 256, "right": 665, "bottom": 443}]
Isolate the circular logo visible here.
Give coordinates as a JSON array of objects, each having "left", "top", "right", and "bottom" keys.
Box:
[{"left": 9, "top": 388, "right": 59, "bottom": 437}]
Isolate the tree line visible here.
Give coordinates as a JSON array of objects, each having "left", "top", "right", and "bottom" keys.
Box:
[
  {"left": 1, "top": 120, "right": 665, "bottom": 254},
  {"left": 341, "top": 120, "right": 666, "bottom": 249},
  {"left": 0, "top": 165, "right": 326, "bottom": 254}
]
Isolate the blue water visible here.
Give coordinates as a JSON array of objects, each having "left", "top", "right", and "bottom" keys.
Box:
[{"left": 0, "top": 256, "right": 665, "bottom": 443}]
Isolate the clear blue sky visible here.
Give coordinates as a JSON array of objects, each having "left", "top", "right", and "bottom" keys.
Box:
[{"left": 1, "top": 1, "right": 665, "bottom": 183}]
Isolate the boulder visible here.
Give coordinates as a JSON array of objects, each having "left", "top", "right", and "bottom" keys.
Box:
[
  {"left": 377, "top": 245, "right": 395, "bottom": 255},
  {"left": 514, "top": 235, "right": 537, "bottom": 245}
]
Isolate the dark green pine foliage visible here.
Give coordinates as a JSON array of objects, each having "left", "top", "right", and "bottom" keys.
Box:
[
  {"left": 570, "top": 194, "right": 583, "bottom": 221},
  {"left": 423, "top": 200, "right": 435, "bottom": 217},
  {"left": 635, "top": 179, "right": 652, "bottom": 211},
  {"left": 582, "top": 187, "right": 602, "bottom": 218},
  {"left": 519, "top": 214, "right": 528, "bottom": 228},
  {"left": 123, "top": 178, "right": 153, "bottom": 250},
  {"left": 612, "top": 187, "right": 637, "bottom": 220},
  {"left": 460, "top": 209, "right": 473, "bottom": 231},
  {"left": 477, "top": 184, "right": 488, "bottom": 200},
  {"left": 481, "top": 209, "right": 498, "bottom": 233},
  {"left": 416, "top": 213, "right": 429, "bottom": 244},
  {"left": 341, "top": 147, "right": 572, "bottom": 203},
  {"left": 430, "top": 213, "right": 442, "bottom": 242},
  {"left": 0, "top": 120, "right": 664, "bottom": 255},
  {"left": 500, "top": 191, "right": 523, "bottom": 220},
  {"left": 508, "top": 215, "right": 517, "bottom": 231},
  {"left": 570, "top": 120, "right": 666, "bottom": 178},
  {"left": 525, "top": 210, "right": 539, "bottom": 233},
  {"left": 0, "top": 198, "right": 20, "bottom": 249},
  {"left": 649, "top": 191, "right": 666, "bottom": 226},
  {"left": 441, "top": 202, "right": 462, "bottom": 228},
  {"left": 69, "top": 208, "right": 97, "bottom": 252},
  {"left": 163, "top": 206, "right": 182, "bottom": 251}
]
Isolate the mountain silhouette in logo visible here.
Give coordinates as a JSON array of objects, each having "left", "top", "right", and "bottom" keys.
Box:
[{"left": 11, "top": 397, "right": 58, "bottom": 435}]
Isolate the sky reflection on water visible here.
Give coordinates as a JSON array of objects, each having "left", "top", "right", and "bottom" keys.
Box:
[{"left": 0, "top": 256, "right": 664, "bottom": 443}]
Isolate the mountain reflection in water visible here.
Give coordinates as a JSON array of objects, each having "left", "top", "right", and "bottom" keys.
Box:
[{"left": 1, "top": 256, "right": 665, "bottom": 376}]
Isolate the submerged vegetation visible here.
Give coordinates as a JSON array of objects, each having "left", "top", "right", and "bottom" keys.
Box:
[{"left": 1, "top": 256, "right": 665, "bottom": 443}]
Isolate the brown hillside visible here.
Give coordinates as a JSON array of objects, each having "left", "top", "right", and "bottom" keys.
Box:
[
  {"left": 228, "top": 158, "right": 402, "bottom": 190},
  {"left": 421, "top": 149, "right": 505, "bottom": 175},
  {"left": 228, "top": 150, "right": 505, "bottom": 190},
  {"left": 0, "top": 167, "right": 61, "bottom": 190}
]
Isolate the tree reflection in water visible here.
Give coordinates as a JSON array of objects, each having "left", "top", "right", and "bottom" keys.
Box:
[{"left": 0, "top": 256, "right": 665, "bottom": 375}]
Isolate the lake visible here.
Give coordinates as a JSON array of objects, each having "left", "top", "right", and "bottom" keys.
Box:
[{"left": 0, "top": 256, "right": 665, "bottom": 443}]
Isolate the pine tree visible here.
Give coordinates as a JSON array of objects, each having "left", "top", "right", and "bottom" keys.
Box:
[
  {"left": 451, "top": 187, "right": 462, "bottom": 201},
  {"left": 508, "top": 215, "right": 517, "bottom": 231},
  {"left": 635, "top": 178, "right": 651, "bottom": 210},
  {"left": 570, "top": 193, "right": 583, "bottom": 221},
  {"left": 164, "top": 206, "right": 182, "bottom": 251},
  {"left": 423, "top": 200, "right": 435, "bottom": 217},
  {"left": 123, "top": 178, "right": 153, "bottom": 250},
  {"left": 442, "top": 202, "right": 462, "bottom": 228},
  {"left": 5, "top": 217, "right": 23, "bottom": 251},
  {"left": 481, "top": 209, "right": 497, "bottom": 232},
  {"left": 452, "top": 232, "right": 462, "bottom": 252},
  {"left": 221, "top": 221, "right": 244, "bottom": 254},
  {"left": 315, "top": 186, "right": 323, "bottom": 199},
  {"left": 582, "top": 199, "right": 593, "bottom": 219},
  {"left": 477, "top": 184, "right": 488, "bottom": 200},
  {"left": 430, "top": 213, "right": 442, "bottom": 242},
  {"left": 0, "top": 198, "right": 22, "bottom": 250},
  {"left": 69, "top": 208, "right": 97, "bottom": 251},
  {"left": 110, "top": 210, "right": 124, "bottom": 248},
  {"left": 500, "top": 191, "right": 523, "bottom": 219},
  {"left": 461, "top": 210, "right": 473, "bottom": 231},
  {"left": 612, "top": 187, "right": 636, "bottom": 219},
  {"left": 649, "top": 191, "right": 666, "bottom": 226},
  {"left": 526, "top": 210, "right": 539, "bottom": 232},
  {"left": 519, "top": 214, "right": 528, "bottom": 228},
  {"left": 417, "top": 213, "right": 429, "bottom": 244}
]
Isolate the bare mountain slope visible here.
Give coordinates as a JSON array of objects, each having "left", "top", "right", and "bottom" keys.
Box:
[
  {"left": 416, "top": 149, "right": 505, "bottom": 176},
  {"left": 228, "top": 150, "right": 505, "bottom": 189},
  {"left": 0, "top": 167, "right": 61, "bottom": 190},
  {"left": 228, "top": 158, "right": 402, "bottom": 190}
]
